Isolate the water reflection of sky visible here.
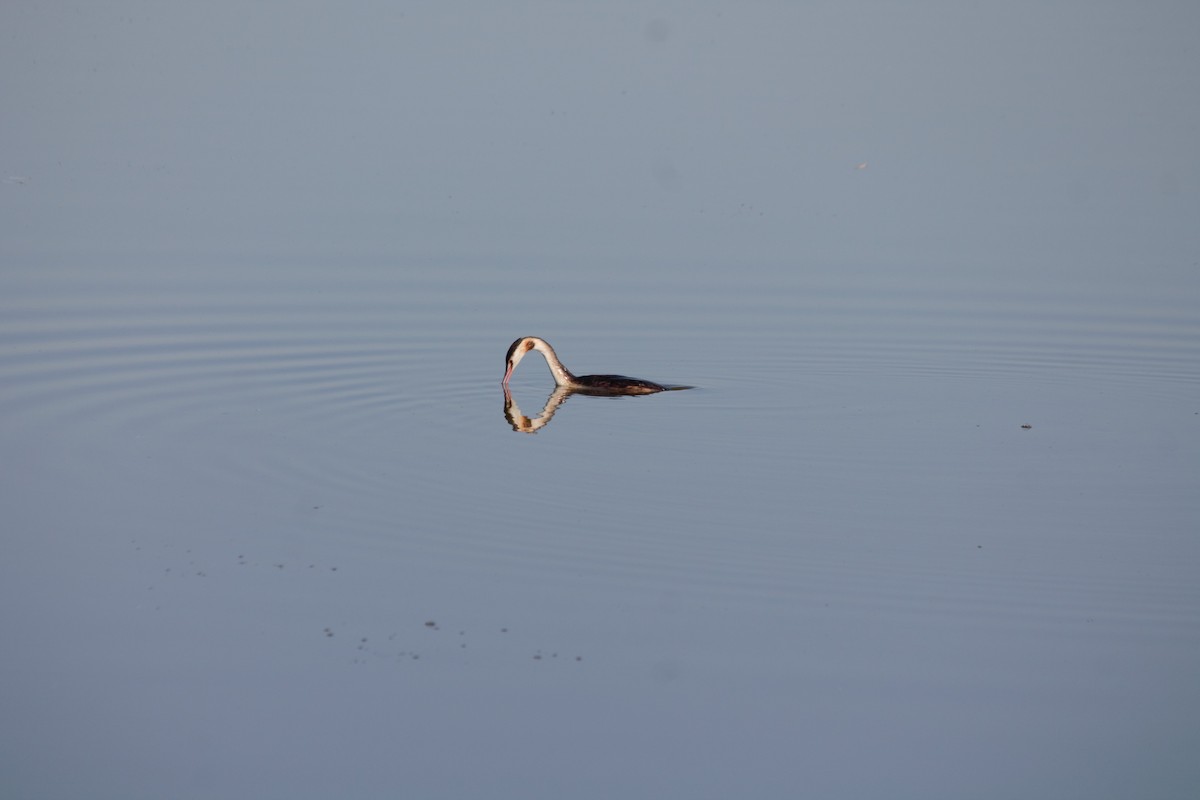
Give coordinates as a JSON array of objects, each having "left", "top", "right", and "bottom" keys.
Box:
[
  {"left": 2, "top": 4, "right": 1199, "bottom": 799},
  {"left": 4, "top": 3, "right": 1198, "bottom": 279}
]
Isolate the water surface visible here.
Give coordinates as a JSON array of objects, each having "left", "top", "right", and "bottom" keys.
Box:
[
  {"left": 3, "top": 258, "right": 1197, "bottom": 800},
  {"left": 3, "top": 3, "right": 1199, "bottom": 799}
]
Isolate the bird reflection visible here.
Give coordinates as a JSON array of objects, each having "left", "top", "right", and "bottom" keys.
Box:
[
  {"left": 500, "top": 336, "right": 691, "bottom": 434},
  {"left": 503, "top": 384, "right": 574, "bottom": 433},
  {"left": 504, "top": 383, "right": 680, "bottom": 433}
]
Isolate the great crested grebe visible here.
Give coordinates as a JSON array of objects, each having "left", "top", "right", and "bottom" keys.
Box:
[{"left": 502, "top": 336, "right": 682, "bottom": 395}]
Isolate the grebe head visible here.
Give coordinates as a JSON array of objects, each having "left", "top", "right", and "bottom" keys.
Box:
[{"left": 502, "top": 336, "right": 547, "bottom": 385}]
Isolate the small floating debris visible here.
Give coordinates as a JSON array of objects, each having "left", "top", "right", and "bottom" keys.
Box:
[{"left": 1020, "top": 424, "right": 1032, "bottom": 429}]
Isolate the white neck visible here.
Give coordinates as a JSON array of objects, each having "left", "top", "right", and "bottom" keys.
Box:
[{"left": 529, "top": 338, "right": 577, "bottom": 386}]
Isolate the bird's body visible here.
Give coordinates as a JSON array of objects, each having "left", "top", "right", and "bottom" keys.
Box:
[{"left": 502, "top": 336, "right": 673, "bottom": 395}]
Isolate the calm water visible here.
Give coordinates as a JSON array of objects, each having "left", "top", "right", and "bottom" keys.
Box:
[
  {"left": 3, "top": 3, "right": 1200, "bottom": 799},
  {"left": 2, "top": 259, "right": 1197, "bottom": 799}
]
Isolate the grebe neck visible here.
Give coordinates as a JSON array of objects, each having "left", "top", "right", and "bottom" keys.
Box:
[{"left": 528, "top": 338, "right": 577, "bottom": 386}]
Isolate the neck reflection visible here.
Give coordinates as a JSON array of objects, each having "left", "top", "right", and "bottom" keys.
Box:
[{"left": 502, "top": 383, "right": 668, "bottom": 434}]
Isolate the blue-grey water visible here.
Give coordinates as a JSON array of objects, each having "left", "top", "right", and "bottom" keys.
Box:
[{"left": 3, "top": 4, "right": 1199, "bottom": 800}]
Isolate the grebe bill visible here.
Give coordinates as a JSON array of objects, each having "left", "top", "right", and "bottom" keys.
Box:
[{"left": 501, "top": 336, "right": 685, "bottom": 395}]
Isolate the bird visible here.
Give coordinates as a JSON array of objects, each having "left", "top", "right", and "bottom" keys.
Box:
[{"left": 501, "top": 336, "right": 684, "bottom": 395}]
